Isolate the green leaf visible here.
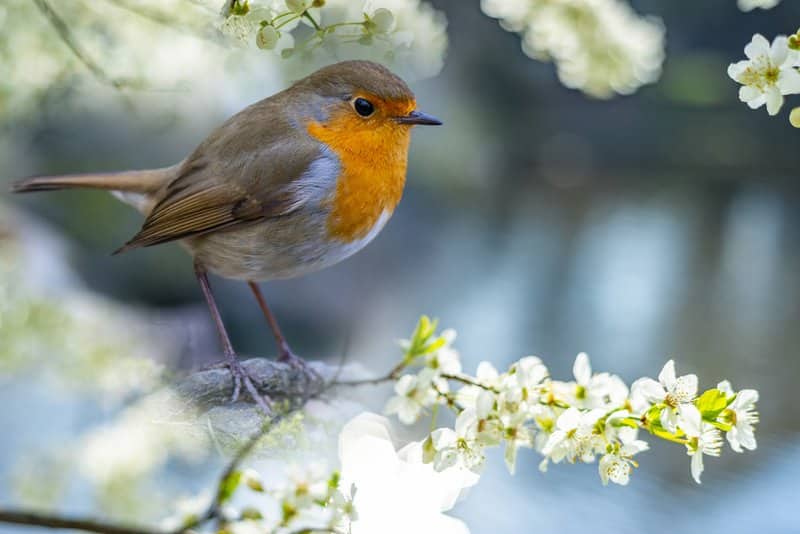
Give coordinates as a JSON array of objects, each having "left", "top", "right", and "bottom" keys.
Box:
[
  {"left": 422, "top": 436, "right": 436, "bottom": 464},
  {"left": 696, "top": 389, "right": 728, "bottom": 420},
  {"left": 217, "top": 470, "right": 243, "bottom": 505},
  {"left": 403, "top": 315, "right": 442, "bottom": 362},
  {"left": 328, "top": 470, "right": 340, "bottom": 490},
  {"left": 240, "top": 507, "right": 263, "bottom": 520}
]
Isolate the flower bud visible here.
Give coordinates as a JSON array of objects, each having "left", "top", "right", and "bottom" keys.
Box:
[
  {"left": 286, "top": 0, "right": 311, "bottom": 14},
  {"left": 256, "top": 25, "right": 280, "bottom": 50},
  {"left": 790, "top": 107, "right": 800, "bottom": 128},
  {"left": 370, "top": 8, "right": 395, "bottom": 34}
]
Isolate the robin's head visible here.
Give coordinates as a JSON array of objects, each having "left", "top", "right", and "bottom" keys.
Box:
[
  {"left": 294, "top": 61, "right": 440, "bottom": 242},
  {"left": 296, "top": 60, "right": 441, "bottom": 140}
]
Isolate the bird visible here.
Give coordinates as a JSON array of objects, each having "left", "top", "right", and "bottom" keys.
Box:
[{"left": 11, "top": 59, "right": 442, "bottom": 411}]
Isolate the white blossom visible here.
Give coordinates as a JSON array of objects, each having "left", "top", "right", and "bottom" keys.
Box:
[
  {"left": 680, "top": 404, "right": 723, "bottom": 484},
  {"left": 737, "top": 0, "right": 781, "bottom": 11},
  {"left": 338, "top": 413, "right": 478, "bottom": 534},
  {"left": 718, "top": 381, "right": 759, "bottom": 453},
  {"left": 633, "top": 359, "right": 697, "bottom": 433},
  {"left": 430, "top": 409, "right": 486, "bottom": 473},
  {"left": 385, "top": 369, "right": 438, "bottom": 424},
  {"left": 500, "top": 411, "right": 534, "bottom": 474},
  {"left": 555, "top": 353, "right": 628, "bottom": 410},
  {"left": 481, "top": 0, "right": 665, "bottom": 98},
  {"left": 728, "top": 34, "right": 800, "bottom": 116},
  {"left": 425, "top": 329, "right": 462, "bottom": 375},
  {"left": 542, "top": 407, "right": 604, "bottom": 464}
]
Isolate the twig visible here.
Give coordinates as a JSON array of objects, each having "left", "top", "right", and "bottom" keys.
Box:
[
  {"left": 100, "top": 0, "right": 224, "bottom": 44},
  {"left": 184, "top": 414, "right": 285, "bottom": 531},
  {"left": 332, "top": 361, "right": 407, "bottom": 387},
  {"left": 0, "top": 412, "right": 293, "bottom": 534},
  {"left": 31, "top": 0, "right": 145, "bottom": 90},
  {"left": 0, "top": 510, "right": 161, "bottom": 534}
]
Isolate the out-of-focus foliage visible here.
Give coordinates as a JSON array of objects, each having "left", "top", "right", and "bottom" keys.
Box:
[
  {"left": 480, "top": 0, "right": 665, "bottom": 98},
  {"left": 0, "top": 204, "right": 168, "bottom": 396},
  {"left": 0, "top": 0, "right": 447, "bottom": 123}
]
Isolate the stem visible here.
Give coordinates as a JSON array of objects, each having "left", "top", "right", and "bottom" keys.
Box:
[
  {"left": 274, "top": 13, "right": 302, "bottom": 29},
  {"left": 440, "top": 373, "right": 499, "bottom": 393},
  {"left": 302, "top": 11, "right": 322, "bottom": 31},
  {"left": 333, "top": 360, "right": 408, "bottom": 387}
]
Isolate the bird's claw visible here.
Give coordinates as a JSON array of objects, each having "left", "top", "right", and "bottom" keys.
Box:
[
  {"left": 221, "top": 356, "right": 273, "bottom": 414},
  {"left": 278, "top": 349, "right": 323, "bottom": 385}
]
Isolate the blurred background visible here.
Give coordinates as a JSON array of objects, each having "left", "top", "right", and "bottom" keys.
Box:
[{"left": 2, "top": 0, "right": 799, "bottom": 532}]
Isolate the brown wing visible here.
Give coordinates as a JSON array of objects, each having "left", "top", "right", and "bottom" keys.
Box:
[{"left": 115, "top": 95, "right": 323, "bottom": 254}]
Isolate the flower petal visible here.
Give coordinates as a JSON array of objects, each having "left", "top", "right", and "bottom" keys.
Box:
[
  {"left": 432, "top": 428, "right": 457, "bottom": 449},
  {"left": 745, "top": 34, "right": 770, "bottom": 60},
  {"left": 770, "top": 35, "right": 789, "bottom": 66},
  {"left": 658, "top": 359, "right": 676, "bottom": 387},
  {"left": 739, "top": 85, "right": 762, "bottom": 103},
  {"left": 734, "top": 388, "right": 760, "bottom": 408},
  {"left": 766, "top": 85, "right": 784, "bottom": 115},
  {"left": 573, "top": 353, "right": 592, "bottom": 385},
  {"left": 635, "top": 378, "right": 666, "bottom": 403},
  {"left": 690, "top": 450, "right": 704, "bottom": 484},
  {"left": 746, "top": 93, "right": 767, "bottom": 109},
  {"left": 779, "top": 67, "right": 800, "bottom": 95},
  {"left": 678, "top": 404, "right": 702, "bottom": 436},
  {"left": 727, "top": 60, "right": 750, "bottom": 82}
]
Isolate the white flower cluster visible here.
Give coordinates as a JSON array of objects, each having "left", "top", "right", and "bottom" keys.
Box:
[
  {"left": 163, "top": 412, "right": 476, "bottom": 534},
  {"left": 385, "top": 317, "right": 759, "bottom": 485},
  {"left": 738, "top": 0, "right": 781, "bottom": 12},
  {"left": 480, "top": 0, "right": 665, "bottom": 98},
  {"left": 728, "top": 32, "right": 800, "bottom": 125},
  {"left": 162, "top": 464, "right": 356, "bottom": 533},
  {"left": 219, "top": 0, "right": 448, "bottom": 79}
]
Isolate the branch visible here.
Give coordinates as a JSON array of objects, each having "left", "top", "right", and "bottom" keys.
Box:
[
  {"left": 173, "top": 357, "right": 329, "bottom": 410},
  {"left": 0, "top": 510, "right": 161, "bottom": 534},
  {"left": 32, "top": 0, "right": 145, "bottom": 90},
  {"left": 0, "top": 405, "right": 293, "bottom": 534}
]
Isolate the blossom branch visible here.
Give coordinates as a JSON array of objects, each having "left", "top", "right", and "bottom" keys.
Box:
[{"left": 381, "top": 317, "right": 760, "bottom": 485}]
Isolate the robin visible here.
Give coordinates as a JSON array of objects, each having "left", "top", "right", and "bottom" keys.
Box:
[{"left": 12, "top": 60, "right": 442, "bottom": 410}]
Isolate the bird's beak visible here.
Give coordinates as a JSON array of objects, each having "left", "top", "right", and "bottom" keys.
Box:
[{"left": 394, "top": 110, "right": 443, "bottom": 126}]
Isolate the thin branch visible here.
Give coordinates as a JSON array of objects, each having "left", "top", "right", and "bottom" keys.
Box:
[
  {"left": 0, "top": 411, "right": 294, "bottom": 534},
  {"left": 0, "top": 510, "right": 161, "bottom": 534},
  {"left": 32, "top": 0, "right": 145, "bottom": 90},
  {"left": 183, "top": 414, "right": 286, "bottom": 531},
  {"left": 332, "top": 361, "right": 407, "bottom": 387},
  {"left": 100, "top": 0, "right": 223, "bottom": 44}
]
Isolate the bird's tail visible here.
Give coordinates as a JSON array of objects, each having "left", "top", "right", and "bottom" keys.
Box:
[
  {"left": 10, "top": 166, "right": 176, "bottom": 214},
  {"left": 10, "top": 168, "right": 170, "bottom": 195}
]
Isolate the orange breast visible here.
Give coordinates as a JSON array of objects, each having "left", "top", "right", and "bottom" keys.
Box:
[{"left": 307, "top": 110, "right": 412, "bottom": 242}]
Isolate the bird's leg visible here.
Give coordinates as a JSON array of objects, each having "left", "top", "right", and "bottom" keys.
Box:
[
  {"left": 195, "top": 263, "right": 271, "bottom": 413},
  {"left": 247, "top": 281, "right": 296, "bottom": 362},
  {"left": 247, "top": 282, "right": 321, "bottom": 383}
]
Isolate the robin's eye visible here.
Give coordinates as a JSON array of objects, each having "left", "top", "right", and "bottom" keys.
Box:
[{"left": 353, "top": 97, "right": 375, "bottom": 117}]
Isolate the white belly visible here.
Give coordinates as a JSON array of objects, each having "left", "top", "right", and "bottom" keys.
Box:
[{"left": 184, "top": 209, "right": 392, "bottom": 281}]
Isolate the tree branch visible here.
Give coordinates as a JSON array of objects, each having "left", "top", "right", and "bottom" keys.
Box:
[
  {"left": 0, "top": 400, "right": 295, "bottom": 534},
  {"left": 0, "top": 510, "right": 161, "bottom": 534},
  {"left": 173, "top": 357, "right": 328, "bottom": 410},
  {"left": 32, "top": 0, "right": 145, "bottom": 90}
]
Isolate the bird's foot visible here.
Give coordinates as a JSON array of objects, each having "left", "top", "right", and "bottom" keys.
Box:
[
  {"left": 277, "top": 346, "right": 323, "bottom": 385},
  {"left": 220, "top": 355, "right": 273, "bottom": 414}
]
